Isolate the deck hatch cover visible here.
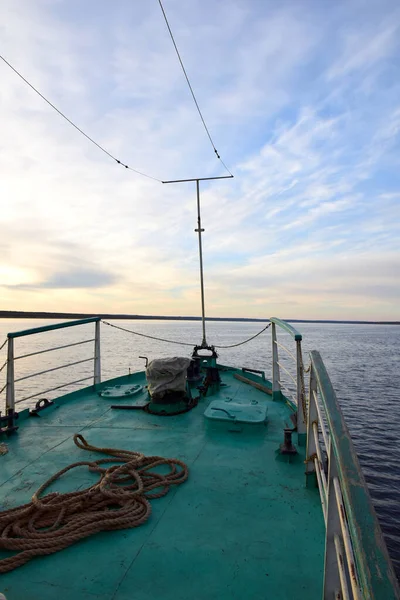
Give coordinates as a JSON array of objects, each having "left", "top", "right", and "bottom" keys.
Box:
[{"left": 204, "top": 399, "right": 267, "bottom": 424}]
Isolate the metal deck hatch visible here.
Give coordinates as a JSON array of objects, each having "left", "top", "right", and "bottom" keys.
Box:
[{"left": 204, "top": 399, "right": 268, "bottom": 424}]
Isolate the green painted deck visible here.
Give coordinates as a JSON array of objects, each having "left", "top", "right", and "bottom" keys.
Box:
[{"left": 0, "top": 368, "right": 325, "bottom": 600}]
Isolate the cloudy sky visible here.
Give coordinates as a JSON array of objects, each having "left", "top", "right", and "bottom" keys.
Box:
[{"left": 0, "top": 0, "right": 399, "bottom": 320}]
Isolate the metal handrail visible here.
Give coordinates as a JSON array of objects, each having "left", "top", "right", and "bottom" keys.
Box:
[
  {"left": 307, "top": 350, "right": 400, "bottom": 600},
  {"left": 2, "top": 319, "right": 101, "bottom": 427},
  {"left": 14, "top": 358, "right": 95, "bottom": 383},
  {"left": 273, "top": 339, "right": 297, "bottom": 362},
  {"left": 314, "top": 456, "right": 327, "bottom": 523},
  {"left": 276, "top": 361, "right": 297, "bottom": 386},
  {"left": 312, "top": 421, "right": 327, "bottom": 495},
  {"left": 334, "top": 534, "right": 351, "bottom": 600},
  {"left": 16, "top": 376, "right": 94, "bottom": 403},
  {"left": 313, "top": 389, "right": 330, "bottom": 456},
  {"left": 270, "top": 317, "right": 306, "bottom": 443},
  {"left": 333, "top": 477, "right": 362, "bottom": 600},
  {"left": 15, "top": 338, "right": 95, "bottom": 360},
  {"left": 269, "top": 317, "right": 302, "bottom": 340},
  {"left": 7, "top": 317, "right": 100, "bottom": 339}
]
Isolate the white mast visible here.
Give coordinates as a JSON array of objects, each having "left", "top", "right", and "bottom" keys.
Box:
[{"left": 162, "top": 175, "right": 233, "bottom": 347}]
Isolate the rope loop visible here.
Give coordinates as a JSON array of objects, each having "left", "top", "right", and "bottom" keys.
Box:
[{"left": 0, "top": 434, "right": 188, "bottom": 573}]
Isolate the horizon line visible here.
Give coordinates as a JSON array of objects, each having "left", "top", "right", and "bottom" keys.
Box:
[{"left": 0, "top": 310, "right": 398, "bottom": 325}]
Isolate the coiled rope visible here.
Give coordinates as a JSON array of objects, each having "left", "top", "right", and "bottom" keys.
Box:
[
  {"left": 0, "top": 434, "right": 188, "bottom": 573},
  {"left": 102, "top": 320, "right": 270, "bottom": 349}
]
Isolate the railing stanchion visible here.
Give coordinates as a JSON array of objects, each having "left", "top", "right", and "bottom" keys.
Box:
[
  {"left": 94, "top": 320, "right": 101, "bottom": 386},
  {"left": 323, "top": 435, "right": 345, "bottom": 599},
  {"left": 334, "top": 534, "right": 351, "bottom": 600},
  {"left": 296, "top": 339, "right": 306, "bottom": 445},
  {"left": 333, "top": 478, "right": 361, "bottom": 600},
  {"left": 5, "top": 337, "right": 15, "bottom": 413},
  {"left": 305, "top": 364, "right": 318, "bottom": 488},
  {"left": 271, "top": 323, "right": 281, "bottom": 401}
]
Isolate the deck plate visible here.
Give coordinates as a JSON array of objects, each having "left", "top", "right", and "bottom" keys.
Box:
[{"left": 0, "top": 369, "right": 324, "bottom": 600}]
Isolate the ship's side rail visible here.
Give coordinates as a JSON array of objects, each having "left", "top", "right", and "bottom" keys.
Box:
[
  {"left": 270, "top": 317, "right": 307, "bottom": 444},
  {"left": 0, "top": 318, "right": 101, "bottom": 434},
  {"left": 306, "top": 350, "right": 400, "bottom": 600}
]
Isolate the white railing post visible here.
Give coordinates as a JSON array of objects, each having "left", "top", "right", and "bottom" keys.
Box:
[
  {"left": 305, "top": 364, "right": 318, "bottom": 488},
  {"left": 323, "top": 440, "right": 344, "bottom": 599},
  {"left": 271, "top": 323, "right": 281, "bottom": 401},
  {"left": 94, "top": 321, "right": 101, "bottom": 386},
  {"left": 5, "top": 337, "right": 15, "bottom": 412},
  {"left": 296, "top": 339, "right": 306, "bottom": 445}
]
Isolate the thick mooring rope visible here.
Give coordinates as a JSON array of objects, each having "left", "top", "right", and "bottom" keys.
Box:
[{"left": 0, "top": 434, "right": 188, "bottom": 573}]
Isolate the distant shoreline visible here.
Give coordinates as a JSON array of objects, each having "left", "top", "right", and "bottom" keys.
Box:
[{"left": 0, "top": 310, "right": 398, "bottom": 325}]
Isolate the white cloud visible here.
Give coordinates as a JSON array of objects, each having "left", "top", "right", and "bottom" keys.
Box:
[
  {"left": 326, "top": 17, "right": 400, "bottom": 80},
  {"left": 0, "top": 0, "right": 399, "bottom": 319}
]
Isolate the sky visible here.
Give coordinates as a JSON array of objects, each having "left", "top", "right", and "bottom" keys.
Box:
[{"left": 0, "top": 0, "right": 399, "bottom": 321}]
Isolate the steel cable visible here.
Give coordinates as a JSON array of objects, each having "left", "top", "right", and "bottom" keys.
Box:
[
  {"left": 102, "top": 319, "right": 270, "bottom": 349},
  {"left": 214, "top": 323, "right": 271, "bottom": 348},
  {"left": 157, "top": 0, "right": 233, "bottom": 177},
  {"left": 0, "top": 55, "right": 162, "bottom": 182}
]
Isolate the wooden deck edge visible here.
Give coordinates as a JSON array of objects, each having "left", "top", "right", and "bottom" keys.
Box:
[{"left": 233, "top": 373, "right": 273, "bottom": 395}]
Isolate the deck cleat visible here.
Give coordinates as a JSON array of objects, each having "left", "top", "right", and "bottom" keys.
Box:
[{"left": 280, "top": 428, "right": 298, "bottom": 455}]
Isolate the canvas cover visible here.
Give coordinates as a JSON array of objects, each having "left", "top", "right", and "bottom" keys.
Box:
[{"left": 146, "top": 357, "right": 192, "bottom": 397}]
